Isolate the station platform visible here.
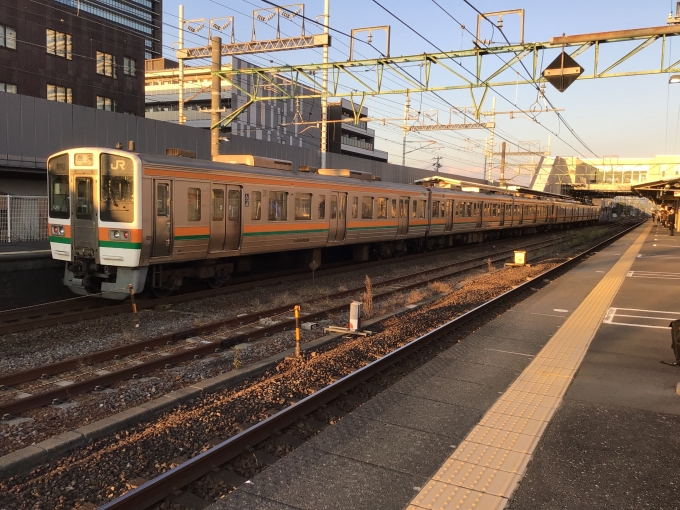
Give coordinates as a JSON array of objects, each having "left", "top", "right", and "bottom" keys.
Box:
[
  {"left": 0, "top": 241, "right": 69, "bottom": 310},
  {"left": 208, "top": 222, "right": 680, "bottom": 510}
]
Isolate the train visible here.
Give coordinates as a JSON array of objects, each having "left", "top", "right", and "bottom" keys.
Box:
[{"left": 46, "top": 147, "right": 601, "bottom": 299}]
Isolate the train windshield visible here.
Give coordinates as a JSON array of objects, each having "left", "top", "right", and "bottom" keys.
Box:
[
  {"left": 100, "top": 154, "right": 134, "bottom": 223},
  {"left": 48, "top": 154, "right": 69, "bottom": 219}
]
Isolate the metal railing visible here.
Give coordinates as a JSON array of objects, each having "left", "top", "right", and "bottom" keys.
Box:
[{"left": 0, "top": 196, "right": 49, "bottom": 242}]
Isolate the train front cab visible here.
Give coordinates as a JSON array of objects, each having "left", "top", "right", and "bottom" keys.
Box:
[{"left": 48, "top": 149, "right": 146, "bottom": 299}]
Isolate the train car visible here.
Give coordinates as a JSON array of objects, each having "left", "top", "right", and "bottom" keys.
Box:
[{"left": 47, "top": 148, "right": 600, "bottom": 299}]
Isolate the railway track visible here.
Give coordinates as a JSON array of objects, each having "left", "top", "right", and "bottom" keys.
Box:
[
  {"left": 94, "top": 221, "right": 642, "bottom": 510},
  {"left": 0, "top": 225, "right": 613, "bottom": 336},
  {"left": 0, "top": 236, "right": 564, "bottom": 418}
]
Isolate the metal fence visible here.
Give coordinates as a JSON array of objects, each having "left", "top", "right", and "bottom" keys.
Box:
[{"left": 0, "top": 196, "right": 49, "bottom": 242}]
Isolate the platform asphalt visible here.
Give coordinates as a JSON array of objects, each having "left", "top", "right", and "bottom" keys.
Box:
[
  {"left": 207, "top": 227, "right": 648, "bottom": 510},
  {"left": 508, "top": 222, "right": 680, "bottom": 510}
]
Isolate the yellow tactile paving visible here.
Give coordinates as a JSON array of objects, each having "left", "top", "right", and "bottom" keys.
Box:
[
  {"left": 432, "top": 460, "right": 522, "bottom": 497},
  {"left": 408, "top": 481, "right": 507, "bottom": 510},
  {"left": 477, "top": 412, "right": 547, "bottom": 438},
  {"left": 407, "top": 224, "right": 651, "bottom": 510},
  {"left": 449, "top": 441, "right": 531, "bottom": 474}
]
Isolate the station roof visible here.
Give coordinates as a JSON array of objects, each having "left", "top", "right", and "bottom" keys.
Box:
[
  {"left": 415, "top": 176, "right": 584, "bottom": 202},
  {"left": 631, "top": 177, "right": 680, "bottom": 204}
]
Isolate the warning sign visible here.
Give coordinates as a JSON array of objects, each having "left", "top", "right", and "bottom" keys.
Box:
[{"left": 542, "top": 51, "right": 584, "bottom": 92}]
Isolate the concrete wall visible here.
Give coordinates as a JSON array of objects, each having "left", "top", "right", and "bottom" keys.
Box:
[
  {"left": 0, "top": 90, "right": 484, "bottom": 189},
  {"left": 0, "top": 91, "right": 211, "bottom": 172}
]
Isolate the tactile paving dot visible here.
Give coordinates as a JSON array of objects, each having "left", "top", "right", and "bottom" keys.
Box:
[
  {"left": 432, "top": 460, "right": 521, "bottom": 497},
  {"left": 478, "top": 411, "right": 547, "bottom": 438}
]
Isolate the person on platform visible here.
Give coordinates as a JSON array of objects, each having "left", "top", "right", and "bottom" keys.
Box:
[
  {"left": 668, "top": 208, "right": 676, "bottom": 236},
  {"left": 652, "top": 211, "right": 656, "bottom": 223}
]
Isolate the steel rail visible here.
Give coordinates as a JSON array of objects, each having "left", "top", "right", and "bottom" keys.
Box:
[
  {"left": 0, "top": 229, "right": 580, "bottom": 336},
  {"left": 99, "top": 221, "right": 643, "bottom": 510},
  {"left": 0, "top": 237, "right": 560, "bottom": 388},
  {"left": 0, "top": 238, "right": 564, "bottom": 416}
]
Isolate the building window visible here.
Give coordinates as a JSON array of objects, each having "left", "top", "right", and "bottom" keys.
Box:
[
  {"left": 0, "top": 25, "right": 16, "bottom": 50},
  {"left": 46, "top": 29, "right": 72, "bottom": 59},
  {"left": 0, "top": 83, "right": 17, "bottom": 94},
  {"left": 47, "top": 84, "right": 72, "bottom": 103},
  {"left": 96, "top": 51, "right": 117, "bottom": 78},
  {"left": 123, "top": 56, "right": 136, "bottom": 76},
  {"left": 96, "top": 96, "right": 116, "bottom": 111}
]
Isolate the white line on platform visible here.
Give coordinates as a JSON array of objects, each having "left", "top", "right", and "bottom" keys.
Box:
[
  {"left": 627, "top": 271, "right": 680, "bottom": 279},
  {"left": 483, "top": 348, "right": 535, "bottom": 357},
  {"left": 603, "top": 307, "right": 680, "bottom": 328}
]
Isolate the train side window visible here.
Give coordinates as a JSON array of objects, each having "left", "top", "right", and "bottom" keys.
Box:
[
  {"left": 228, "top": 190, "right": 240, "bottom": 221},
  {"left": 377, "top": 197, "right": 388, "bottom": 219},
  {"left": 432, "top": 201, "right": 440, "bottom": 218},
  {"left": 156, "top": 184, "right": 169, "bottom": 217},
  {"left": 318, "top": 195, "right": 326, "bottom": 219},
  {"left": 211, "top": 189, "right": 224, "bottom": 221},
  {"left": 269, "top": 191, "right": 288, "bottom": 221},
  {"left": 362, "top": 197, "right": 374, "bottom": 219},
  {"left": 295, "top": 193, "right": 312, "bottom": 220},
  {"left": 188, "top": 188, "right": 201, "bottom": 221},
  {"left": 352, "top": 196, "right": 359, "bottom": 218},
  {"left": 411, "top": 201, "right": 417, "bottom": 218},
  {"left": 441, "top": 201, "right": 446, "bottom": 218},
  {"left": 391, "top": 199, "right": 397, "bottom": 218},
  {"left": 330, "top": 196, "right": 337, "bottom": 219},
  {"left": 251, "top": 191, "right": 262, "bottom": 220},
  {"left": 417, "top": 200, "right": 426, "bottom": 219}
]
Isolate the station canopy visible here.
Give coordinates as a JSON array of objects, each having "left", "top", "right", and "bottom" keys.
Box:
[{"left": 631, "top": 177, "right": 680, "bottom": 205}]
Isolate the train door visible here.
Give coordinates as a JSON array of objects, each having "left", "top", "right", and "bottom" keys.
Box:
[
  {"left": 71, "top": 173, "right": 97, "bottom": 257},
  {"left": 398, "top": 196, "right": 410, "bottom": 236},
  {"left": 328, "top": 192, "right": 347, "bottom": 242},
  {"left": 209, "top": 184, "right": 226, "bottom": 253},
  {"left": 444, "top": 200, "right": 453, "bottom": 232},
  {"left": 152, "top": 180, "right": 172, "bottom": 258},
  {"left": 476, "top": 202, "right": 483, "bottom": 228},
  {"left": 225, "top": 186, "right": 242, "bottom": 250},
  {"left": 499, "top": 201, "right": 505, "bottom": 226}
]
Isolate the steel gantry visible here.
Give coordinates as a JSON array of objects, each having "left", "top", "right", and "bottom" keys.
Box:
[{"left": 212, "top": 24, "right": 680, "bottom": 129}]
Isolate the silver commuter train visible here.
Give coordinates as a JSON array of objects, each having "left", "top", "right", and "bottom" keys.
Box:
[{"left": 46, "top": 148, "right": 600, "bottom": 298}]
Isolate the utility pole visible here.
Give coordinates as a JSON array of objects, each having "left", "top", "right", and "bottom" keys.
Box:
[
  {"left": 402, "top": 91, "right": 410, "bottom": 166},
  {"left": 178, "top": 5, "right": 185, "bottom": 125},
  {"left": 433, "top": 156, "right": 443, "bottom": 173},
  {"left": 320, "top": 0, "right": 330, "bottom": 168},
  {"left": 211, "top": 36, "right": 222, "bottom": 158},
  {"left": 485, "top": 96, "right": 496, "bottom": 183},
  {"left": 499, "top": 141, "right": 507, "bottom": 186}
]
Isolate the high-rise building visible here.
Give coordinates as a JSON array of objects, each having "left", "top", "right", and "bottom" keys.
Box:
[{"left": 0, "top": 0, "right": 162, "bottom": 116}]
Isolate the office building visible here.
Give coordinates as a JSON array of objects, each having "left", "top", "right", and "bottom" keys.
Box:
[{"left": 0, "top": 0, "right": 162, "bottom": 116}]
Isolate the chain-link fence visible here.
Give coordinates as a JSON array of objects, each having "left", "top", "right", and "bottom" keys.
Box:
[{"left": 0, "top": 196, "right": 49, "bottom": 242}]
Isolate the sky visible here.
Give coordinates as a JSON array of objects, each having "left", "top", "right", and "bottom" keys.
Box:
[{"left": 159, "top": 0, "right": 680, "bottom": 183}]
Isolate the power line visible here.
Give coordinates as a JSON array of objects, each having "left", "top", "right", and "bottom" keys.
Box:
[
  {"left": 372, "top": 0, "right": 594, "bottom": 162},
  {"left": 457, "top": 0, "right": 599, "bottom": 158}
]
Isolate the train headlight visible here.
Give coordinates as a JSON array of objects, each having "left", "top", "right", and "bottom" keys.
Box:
[
  {"left": 113, "top": 230, "right": 120, "bottom": 239},
  {"left": 58, "top": 226, "right": 64, "bottom": 235},
  {"left": 109, "top": 229, "right": 131, "bottom": 241}
]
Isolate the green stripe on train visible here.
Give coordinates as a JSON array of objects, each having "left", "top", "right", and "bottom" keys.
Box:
[
  {"left": 50, "top": 236, "right": 71, "bottom": 244},
  {"left": 99, "top": 241, "right": 143, "bottom": 249},
  {"left": 174, "top": 235, "right": 211, "bottom": 241},
  {"left": 347, "top": 225, "right": 400, "bottom": 231},
  {"left": 243, "top": 228, "right": 329, "bottom": 237}
]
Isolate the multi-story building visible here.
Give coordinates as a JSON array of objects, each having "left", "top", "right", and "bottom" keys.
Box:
[
  {"left": 145, "top": 57, "right": 323, "bottom": 150},
  {"left": 0, "top": 0, "right": 162, "bottom": 116},
  {"left": 326, "top": 99, "right": 388, "bottom": 162}
]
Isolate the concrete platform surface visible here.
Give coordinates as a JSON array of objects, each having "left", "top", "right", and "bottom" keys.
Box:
[
  {"left": 509, "top": 222, "right": 680, "bottom": 510},
  {"left": 207, "top": 226, "right": 647, "bottom": 510}
]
